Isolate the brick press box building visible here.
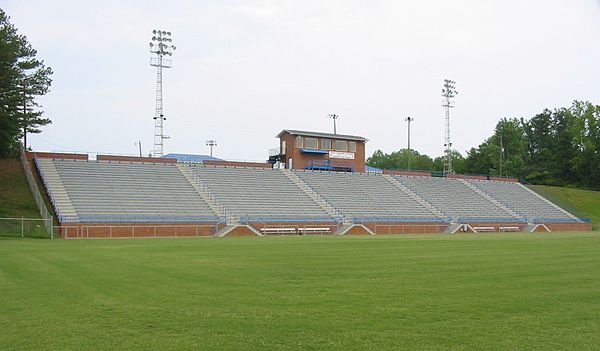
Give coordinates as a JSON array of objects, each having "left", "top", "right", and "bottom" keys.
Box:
[{"left": 273, "top": 130, "right": 368, "bottom": 173}]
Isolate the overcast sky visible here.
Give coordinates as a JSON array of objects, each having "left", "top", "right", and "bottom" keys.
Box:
[{"left": 4, "top": 0, "right": 600, "bottom": 161}]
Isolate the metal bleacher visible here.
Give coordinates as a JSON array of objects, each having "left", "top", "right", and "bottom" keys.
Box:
[
  {"left": 294, "top": 170, "right": 445, "bottom": 222},
  {"left": 392, "top": 175, "right": 521, "bottom": 222},
  {"left": 465, "top": 179, "right": 580, "bottom": 223},
  {"left": 35, "top": 158, "right": 220, "bottom": 223},
  {"left": 34, "top": 156, "right": 582, "bottom": 228},
  {"left": 189, "top": 165, "right": 335, "bottom": 222}
]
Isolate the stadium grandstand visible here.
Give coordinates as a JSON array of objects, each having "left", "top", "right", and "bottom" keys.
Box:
[{"left": 23, "top": 128, "right": 590, "bottom": 238}]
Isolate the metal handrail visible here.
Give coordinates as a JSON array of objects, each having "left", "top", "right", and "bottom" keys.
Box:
[{"left": 20, "top": 146, "right": 54, "bottom": 238}]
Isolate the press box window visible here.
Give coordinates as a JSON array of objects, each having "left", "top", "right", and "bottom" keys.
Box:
[
  {"left": 321, "top": 139, "right": 332, "bottom": 150},
  {"left": 304, "top": 137, "right": 318, "bottom": 149},
  {"left": 335, "top": 140, "right": 348, "bottom": 151},
  {"left": 295, "top": 136, "right": 303, "bottom": 148},
  {"left": 348, "top": 141, "right": 356, "bottom": 152}
]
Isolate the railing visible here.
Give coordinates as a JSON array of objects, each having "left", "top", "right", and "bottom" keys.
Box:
[
  {"left": 71, "top": 214, "right": 225, "bottom": 223},
  {"left": 239, "top": 215, "right": 343, "bottom": 224},
  {"left": 268, "top": 147, "right": 280, "bottom": 157},
  {"left": 531, "top": 217, "right": 583, "bottom": 224},
  {"left": 457, "top": 217, "right": 527, "bottom": 223},
  {"left": 306, "top": 160, "right": 354, "bottom": 172},
  {"left": 352, "top": 217, "right": 449, "bottom": 223},
  {"left": 285, "top": 170, "right": 345, "bottom": 220},
  {"left": 369, "top": 223, "right": 449, "bottom": 234},
  {"left": 33, "top": 156, "right": 67, "bottom": 224},
  {"left": 20, "top": 146, "right": 54, "bottom": 238},
  {"left": 186, "top": 165, "right": 232, "bottom": 222},
  {"left": 58, "top": 223, "right": 224, "bottom": 239}
]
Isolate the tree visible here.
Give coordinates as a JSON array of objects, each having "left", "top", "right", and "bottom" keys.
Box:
[
  {"left": 367, "top": 148, "right": 465, "bottom": 173},
  {"left": 0, "top": 9, "right": 52, "bottom": 156},
  {"left": 463, "top": 118, "right": 528, "bottom": 178}
]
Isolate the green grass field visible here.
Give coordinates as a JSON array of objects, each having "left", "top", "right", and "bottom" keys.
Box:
[{"left": 2, "top": 233, "right": 600, "bottom": 350}]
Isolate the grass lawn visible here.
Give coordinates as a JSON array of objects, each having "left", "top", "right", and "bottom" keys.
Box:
[
  {"left": 1, "top": 233, "right": 600, "bottom": 350},
  {"left": 0, "top": 158, "right": 50, "bottom": 238}
]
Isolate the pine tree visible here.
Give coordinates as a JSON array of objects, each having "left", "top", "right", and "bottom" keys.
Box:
[{"left": 0, "top": 9, "right": 52, "bottom": 157}]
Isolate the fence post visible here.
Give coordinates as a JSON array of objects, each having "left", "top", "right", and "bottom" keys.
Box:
[{"left": 21, "top": 217, "right": 24, "bottom": 238}]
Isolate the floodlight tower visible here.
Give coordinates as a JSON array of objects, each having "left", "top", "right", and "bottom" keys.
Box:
[
  {"left": 149, "top": 29, "right": 176, "bottom": 157},
  {"left": 206, "top": 140, "right": 217, "bottom": 157},
  {"left": 441, "top": 79, "right": 458, "bottom": 176},
  {"left": 328, "top": 114, "right": 339, "bottom": 134}
]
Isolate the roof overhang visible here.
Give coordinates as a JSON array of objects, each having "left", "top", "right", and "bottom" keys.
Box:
[{"left": 276, "top": 129, "right": 368, "bottom": 142}]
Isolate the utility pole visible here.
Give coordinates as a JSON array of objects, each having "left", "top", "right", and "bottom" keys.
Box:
[
  {"left": 328, "top": 114, "right": 339, "bottom": 134},
  {"left": 149, "top": 29, "right": 176, "bottom": 157},
  {"left": 206, "top": 140, "right": 217, "bottom": 157},
  {"left": 22, "top": 94, "right": 28, "bottom": 149},
  {"left": 19, "top": 77, "right": 33, "bottom": 149},
  {"left": 134, "top": 141, "right": 143, "bottom": 157},
  {"left": 405, "top": 117, "right": 414, "bottom": 171},
  {"left": 499, "top": 134, "right": 503, "bottom": 177},
  {"left": 441, "top": 79, "right": 458, "bottom": 176}
]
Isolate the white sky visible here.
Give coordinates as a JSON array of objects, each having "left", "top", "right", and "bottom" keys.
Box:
[{"left": 5, "top": 0, "right": 600, "bottom": 161}]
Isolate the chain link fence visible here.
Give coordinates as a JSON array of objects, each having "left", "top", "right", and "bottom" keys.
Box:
[
  {"left": 0, "top": 218, "right": 53, "bottom": 238},
  {"left": 19, "top": 146, "right": 54, "bottom": 238}
]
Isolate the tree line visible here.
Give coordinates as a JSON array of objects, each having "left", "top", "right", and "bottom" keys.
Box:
[
  {"left": 367, "top": 100, "right": 600, "bottom": 190},
  {"left": 0, "top": 9, "right": 52, "bottom": 157}
]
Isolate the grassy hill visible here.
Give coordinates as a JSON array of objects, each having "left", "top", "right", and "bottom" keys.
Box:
[
  {"left": 0, "top": 158, "right": 51, "bottom": 237},
  {"left": 529, "top": 185, "right": 600, "bottom": 229},
  {"left": 0, "top": 158, "right": 40, "bottom": 218}
]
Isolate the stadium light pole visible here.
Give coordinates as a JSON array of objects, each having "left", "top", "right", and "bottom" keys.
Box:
[
  {"left": 441, "top": 79, "right": 458, "bottom": 176},
  {"left": 405, "top": 117, "right": 414, "bottom": 171},
  {"left": 149, "top": 29, "right": 176, "bottom": 158},
  {"left": 328, "top": 114, "right": 339, "bottom": 134},
  {"left": 134, "top": 141, "right": 143, "bottom": 157},
  {"left": 206, "top": 140, "right": 217, "bottom": 157}
]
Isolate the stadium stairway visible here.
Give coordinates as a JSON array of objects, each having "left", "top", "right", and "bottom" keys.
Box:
[
  {"left": 35, "top": 158, "right": 78, "bottom": 223},
  {"left": 457, "top": 179, "right": 524, "bottom": 221},
  {"left": 176, "top": 164, "right": 228, "bottom": 221},
  {"left": 382, "top": 174, "right": 447, "bottom": 220},
  {"left": 281, "top": 169, "right": 344, "bottom": 221}
]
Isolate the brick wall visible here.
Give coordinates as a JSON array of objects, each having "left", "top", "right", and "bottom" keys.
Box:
[
  {"left": 28, "top": 151, "right": 88, "bottom": 160},
  {"left": 383, "top": 169, "right": 432, "bottom": 177},
  {"left": 203, "top": 160, "right": 272, "bottom": 168},
  {"left": 60, "top": 222, "right": 224, "bottom": 238},
  {"left": 96, "top": 155, "right": 177, "bottom": 164}
]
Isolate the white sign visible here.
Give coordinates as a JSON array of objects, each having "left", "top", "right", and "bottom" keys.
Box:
[{"left": 329, "top": 151, "right": 354, "bottom": 160}]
